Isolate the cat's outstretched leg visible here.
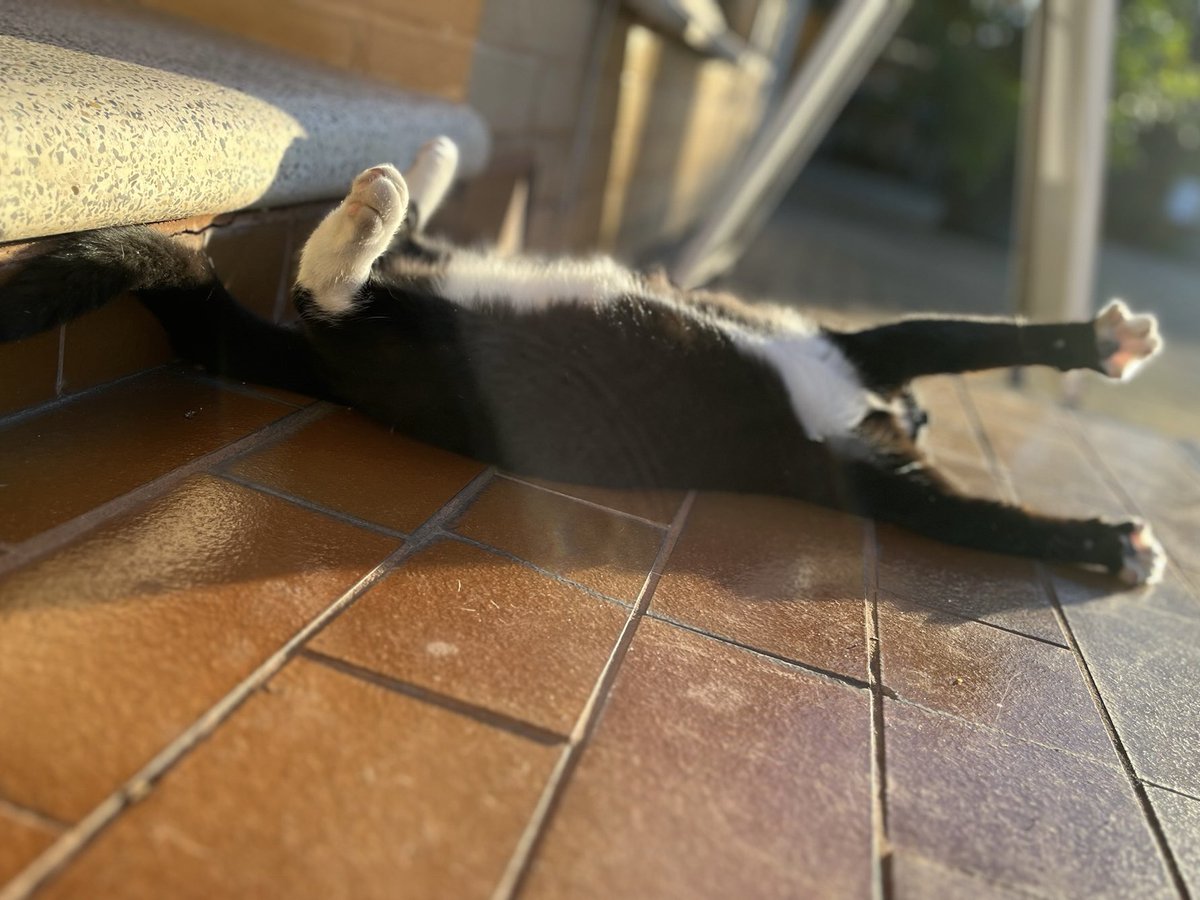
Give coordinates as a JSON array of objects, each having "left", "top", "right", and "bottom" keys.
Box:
[
  {"left": 837, "top": 430, "right": 1165, "bottom": 584},
  {"left": 403, "top": 136, "right": 459, "bottom": 232},
  {"left": 826, "top": 300, "right": 1162, "bottom": 391},
  {"left": 296, "top": 164, "right": 409, "bottom": 317}
]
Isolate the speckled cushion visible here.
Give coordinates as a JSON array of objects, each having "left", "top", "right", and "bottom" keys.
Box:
[{"left": 0, "top": 0, "right": 489, "bottom": 241}]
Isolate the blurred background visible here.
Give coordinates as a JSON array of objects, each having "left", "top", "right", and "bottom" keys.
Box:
[{"left": 10, "top": 0, "right": 1200, "bottom": 436}]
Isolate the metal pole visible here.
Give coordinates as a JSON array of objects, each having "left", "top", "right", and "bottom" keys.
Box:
[{"left": 670, "top": 0, "right": 911, "bottom": 288}]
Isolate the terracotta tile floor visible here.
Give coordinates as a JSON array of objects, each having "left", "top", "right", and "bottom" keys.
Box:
[{"left": 0, "top": 365, "right": 1198, "bottom": 899}]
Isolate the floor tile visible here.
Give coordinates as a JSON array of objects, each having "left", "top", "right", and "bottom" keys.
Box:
[
  {"left": 0, "top": 475, "right": 397, "bottom": 822},
  {"left": 0, "top": 326, "right": 59, "bottom": 417},
  {"left": 876, "top": 524, "right": 1062, "bottom": 643},
  {"left": 311, "top": 538, "right": 627, "bottom": 734},
  {"left": 932, "top": 450, "right": 1008, "bottom": 503},
  {"left": 0, "top": 808, "right": 58, "bottom": 886},
  {"left": 885, "top": 699, "right": 1173, "bottom": 898},
  {"left": 204, "top": 217, "right": 290, "bottom": 321},
  {"left": 890, "top": 850, "right": 1029, "bottom": 900},
  {"left": 878, "top": 594, "right": 1111, "bottom": 760},
  {"left": 652, "top": 492, "right": 868, "bottom": 679},
  {"left": 511, "top": 474, "right": 683, "bottom": 525},
  {"left": 0, "top": 369, "right": 291, "bottom": 543},
  {"left": 454, "top": 477, "right": 663, "bottom": 603},
  {"left": 226, "top": 407, "right": 485, "bottom": 534},
  {"left": 521, "top": 618, "right": 872, "bottom": 899},
  {"left": 60, "top": 295, "right": 173, "bottom": 394},
  {"left": 1146, "top": 787, "right": 1200, "bottom": 897},
  {"left": 40, "top": 658, "right": 558, "bottom": 900},
  {"left": 1055, "top": 571, "right": 1200, "bottom": 797}
]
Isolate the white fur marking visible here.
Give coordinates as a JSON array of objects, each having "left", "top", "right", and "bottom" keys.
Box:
[
  {"left": 741, "top": 331, "right": 871, "bottom": 441},
  {"left": 437, "top": 250, "right": 643, "bottom": 311},
  {"left": 405, "top": 136, "right": 459, "bottom": 224}
]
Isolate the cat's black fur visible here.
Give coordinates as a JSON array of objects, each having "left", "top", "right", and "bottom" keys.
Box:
[{"left": 0, "top": 142, "right": 1165, "bottom": 584}]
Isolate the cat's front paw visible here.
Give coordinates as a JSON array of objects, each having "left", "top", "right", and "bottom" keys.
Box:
[
  {"left": 1115, "top": 519, "right": 1166, "bottom": 586},
  {"left": 1094, "top": 300, "right": 1162, "bottom": 380},
  {"left": 346, "top": 165, "right": 409, "bottom": 231}
]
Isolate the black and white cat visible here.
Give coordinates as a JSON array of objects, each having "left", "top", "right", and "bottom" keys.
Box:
[{"left": 0, "top": 137, "right": 1166, "bottom": 583}]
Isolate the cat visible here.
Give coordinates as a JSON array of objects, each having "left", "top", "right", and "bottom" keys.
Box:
[{"left": 0, "top": 137, "right": 1166, "bottom": 584}]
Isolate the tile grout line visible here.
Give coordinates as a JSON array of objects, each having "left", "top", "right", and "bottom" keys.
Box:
[
  {"left": 53, "top": 325, "right": 65, "bottom": 397},
  {"left": 300, "top": 649, "right": 567, "bottom": 747},
  {"left": 214, "top": 472, "right": 411, "bottom": 541},
  {"left": 876, "top": 586, "right": 1070, "bottom": 649},
  {"left": 644, "top": 610, "right": 872, "bottom": 692},
  {"left": 0, "top": 796, "right": 68, "bottom": 834},
  {"left": 1140, "top": 780, "right": 1200, "bottom": 805},
  {"left": 961, "top": 384, "right": 1191, "bottom": 899},
  {"left": 442, "top": 532, "right": 637, "bottom": 611},
  {"left": 1038, "top": 567, "right": 1193, "bottom": 900},
  {"left": 0, "top": 363, "right": 172, "bottom": 431},
  {"left": 0, "top": 467, "right": 496, "bottom": 900},
  {"left": 0, "top": 402, "right": 334, "bottom": 578},
  {"left": 490, "top": 490, "right": 697, "bottom": 900},
  {"left": 497, "top": 473, "right": 672, "bottom": 531},
  {"left": 865, "top": 520, "right": 892, "bottom": 900}
]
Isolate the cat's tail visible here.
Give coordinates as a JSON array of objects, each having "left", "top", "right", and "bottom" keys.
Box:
[
  {"left": 0, "top": 226, "right": 211, "bottom": 341},
  {"left": 0, "top": 225, "right": 332, "bottom": 398}
]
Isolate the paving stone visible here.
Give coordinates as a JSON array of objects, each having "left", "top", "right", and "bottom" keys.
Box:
[
  {"left": 886, "top": 699, "right": 1174, "bottom": 898},
  {"left": 878, "top": 595, "right": 1112, "bottom": 760},
  {"left": 1055, "top": 570, "right": 1200, "bottom": 797},
  {"left": 652, "top": 492, "right": 867, "bottom": 679},
  {"left": 454, "top": 477, "right": 663, "bottom": 603},
  {"left": 876, "top": 525, "right": 1062, "bottom": 644},
  {"left": 311, "top": 538, "right": 627, "bottom": 735},
  {"left": 40, "top": 658, "right": 558, "bottom": 900},
  {"left": 0, "top": 475, "right": 397, "bottom": 822},
  {"left": 226, "top": 407, "right": 485, "bottom": 534},
  {"left": 0, "top": 326, "right": 59, "bottom": 418},
  {"left": 0, "top": 808, "right": 58, "bottom": 886},
  {"left": 890, "top": 850, "right": 1031, "bottom": 900},
  {"left": 0, "top": 370, "right": 291, "bottom": 543},
  {"left": 1146, "top": 786, "right": 1200, "bottom": 897},
  {"left": 522, "top": 618, "right": 873, "bottom": 899}
]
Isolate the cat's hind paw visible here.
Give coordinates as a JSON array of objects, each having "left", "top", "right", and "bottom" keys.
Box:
[
  {"left": 1094, "top": 300, "right": 1162, "bottom": 381},
  {"left": 346, "top": 164, "right": 409, "bottom": 229},
  {"left": 1116, "top": 519, "right": 1166, "bottom": 586}
]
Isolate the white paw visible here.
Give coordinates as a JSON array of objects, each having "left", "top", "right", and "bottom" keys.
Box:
[
  {"left": 405, "top": 137, "right": 459, "bottom": 224},
  {"left": 1117, "top": 520, "right": 1166, "bottom": 586},
  {"left": 1095, "top": 299, "right": 1162, "bottom": 381},
  {"left": 413, "top": 135, "right": 459, "bottom": 169}
]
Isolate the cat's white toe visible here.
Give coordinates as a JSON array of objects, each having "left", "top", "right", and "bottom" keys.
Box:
[
  {"left": 347, "top": 164, "right": 409, "bottom": 227},
  {"left": 1117, "top": 519, "right": 1165, "bottom": 586},
  {"left": 1094, "top": 299, "right": 1162, "bottom": 381}
]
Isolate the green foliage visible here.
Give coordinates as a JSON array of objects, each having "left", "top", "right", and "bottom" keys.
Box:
[{"left": 1111, "top": 0, "right": 1200, "bottom": 168}]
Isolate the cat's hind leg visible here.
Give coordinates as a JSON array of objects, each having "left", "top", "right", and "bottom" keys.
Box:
[
  {"left": 296, "top": 165, "right": 409, "bottom": 316},
  {"left": 826, "top": 302, "right": 1163, "bottom": 391},
  {"left": 403, "top": 136, "right": 459, "bottom": 232},
  {"left": 838, "top": 418, "right": 1165, "bottom": 583}
]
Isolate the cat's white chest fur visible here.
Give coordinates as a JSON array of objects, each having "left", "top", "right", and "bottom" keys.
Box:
[{"left": 738, "top": 330, "right": 871, "bottom": 441}]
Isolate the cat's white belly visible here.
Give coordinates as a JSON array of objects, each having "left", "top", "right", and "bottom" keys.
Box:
[
  {"left": 437, "top": 250, "right": 870, "bottom": 441},
  {"left": 438, "top": 251, "right": 642, "bottom": 310}
]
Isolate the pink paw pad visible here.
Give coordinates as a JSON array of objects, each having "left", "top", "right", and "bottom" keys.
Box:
[{"left": 1094, "top": 300, "right": 1162, "bottom": 381}]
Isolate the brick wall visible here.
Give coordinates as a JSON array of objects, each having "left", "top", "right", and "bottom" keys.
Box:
[
  {"left": 128, "top": 0, "right": 484, "bottom": 100},
  {"left": 118, "top": 0, "right": 771, "bottom": 258}
]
